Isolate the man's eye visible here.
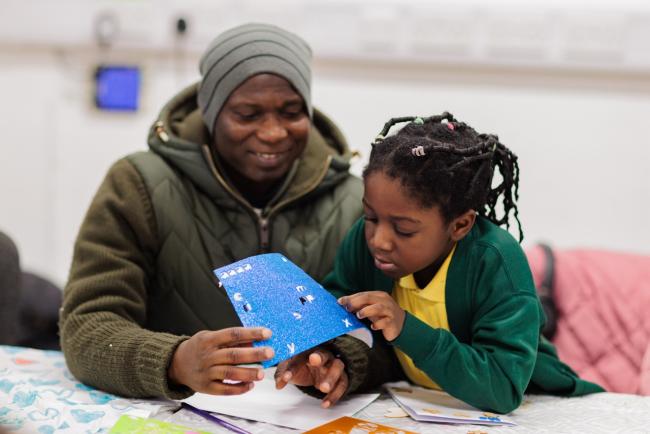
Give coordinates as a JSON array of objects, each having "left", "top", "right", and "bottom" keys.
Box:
[
  {"left": 363, "top": 215, "right": 377, "bottom": 223},
  {"left": 282, "top": 109, "right": 303, "bottom": 119},
  {"left": 236, "top": 111, "right": 259, "bottom": 120}
]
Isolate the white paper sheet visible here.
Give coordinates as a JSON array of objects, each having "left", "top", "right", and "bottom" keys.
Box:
[
  {"left": 386, "top": 382, "right": 516, "bottom": 426},
  {"left": 182, "top": 368, "right": 380, "bottom": 430}
]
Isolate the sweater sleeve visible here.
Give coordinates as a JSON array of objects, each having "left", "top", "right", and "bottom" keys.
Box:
[
  {"left": 59, "top": 158, "right": 192, "bottom": 399},
  {"left": 392, "top": 246, "right": 541, "bottom": 414}
]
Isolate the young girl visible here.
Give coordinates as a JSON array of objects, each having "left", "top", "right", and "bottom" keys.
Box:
[{"left": 326, "top": 113, "right": 603, "bottom": 413}]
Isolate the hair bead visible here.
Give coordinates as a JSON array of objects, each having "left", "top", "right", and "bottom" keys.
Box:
[{"left": 411, "top": 146, "right": 426, "bottom": 156}]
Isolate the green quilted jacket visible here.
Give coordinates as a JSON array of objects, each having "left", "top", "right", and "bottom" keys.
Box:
[{"left": 59, "top": 83, "right": 363, "bottom": 399}]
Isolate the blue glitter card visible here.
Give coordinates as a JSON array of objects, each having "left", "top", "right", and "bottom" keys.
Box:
[{"left": 214, "top": 253, "right": 372, "bottom": 368}]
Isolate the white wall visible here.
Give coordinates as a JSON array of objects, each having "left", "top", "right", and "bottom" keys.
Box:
[
  {"left": 1, "top": 1, "right": 649, "bottom": 287},
  {"left": 315, "top": 62, "right": 650, "bottom": 255}
]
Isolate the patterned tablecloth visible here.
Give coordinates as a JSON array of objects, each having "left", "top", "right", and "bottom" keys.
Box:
[{"left": 1, "top": 346, "right": 650, "bottom": 433}]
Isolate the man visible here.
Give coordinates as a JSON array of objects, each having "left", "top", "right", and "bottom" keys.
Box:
[{"left": 60, "top": 23, "right": 371, "bottom": 405}]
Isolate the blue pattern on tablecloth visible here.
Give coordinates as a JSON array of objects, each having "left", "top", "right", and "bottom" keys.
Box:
[{"left": 0, "top": 345, "right": 172, "bottom": 433}]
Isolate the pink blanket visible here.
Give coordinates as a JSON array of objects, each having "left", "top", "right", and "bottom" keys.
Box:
[{"left": 526, "top": 246, "right": 650, "bottom": 395}]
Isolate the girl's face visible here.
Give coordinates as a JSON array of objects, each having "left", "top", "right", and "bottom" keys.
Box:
[{"left": 363, "top": 171, "right": 474, "bottom": 284}]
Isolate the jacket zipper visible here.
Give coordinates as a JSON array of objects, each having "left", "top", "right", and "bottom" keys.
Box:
[
  {"left": 256, "top": 211, "right": 270, "bottom": 251},
  {"left": 199, "top": 145, "right": 265, "bottom": 248},
  {"left": 199, "top": 143, "right": 332, "bottom": 253},
  {"left": 264, "top": 155, "right": 332, "bottom": 222},
  {"left": 254, "top": 155, "right": 331, "bottom": 249}
]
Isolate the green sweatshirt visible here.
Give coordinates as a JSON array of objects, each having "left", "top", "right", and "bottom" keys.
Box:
[{"left": 323, "top": 217, "right": 604, "bottom": 414}]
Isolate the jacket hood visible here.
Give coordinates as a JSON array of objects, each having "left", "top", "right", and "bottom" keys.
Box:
[{"left": 147, "top": 82, "right": 355, "bottom": 207}]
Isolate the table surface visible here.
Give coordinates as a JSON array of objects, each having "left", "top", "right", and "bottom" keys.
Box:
[{"left": 1, "top": 346, "right": 649, "bottom": 433}]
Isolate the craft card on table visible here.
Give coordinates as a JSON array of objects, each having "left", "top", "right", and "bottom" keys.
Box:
[
  {"left": 214, "top": 253, "right": 372, "bottom": 367},
  {"left": 109, "top": 415, "right": 210, "bottom": 434},
  {"left": 387, "top": 384, "right": 516, "bottom": 426},
  {"left": 304, "top": 416, "right": 417, "bottom": 434}
]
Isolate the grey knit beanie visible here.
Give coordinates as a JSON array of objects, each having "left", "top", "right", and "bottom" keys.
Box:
[{"left": 198, "top": 23, "right": 313, "bottom": 135}]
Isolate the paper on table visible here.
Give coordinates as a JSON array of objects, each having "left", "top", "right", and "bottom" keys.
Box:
[
  {"left": 182, "top": 368, "right": 380, "bottom": 431},
  {"left": 109, "top": 415, "right": 212, "bottom": 434},
  {"left": 386, "top": 382, "right": 516, "bottom": 426},
  {"left": 303, "top": 416, "right": 418, "bottom": 434}
]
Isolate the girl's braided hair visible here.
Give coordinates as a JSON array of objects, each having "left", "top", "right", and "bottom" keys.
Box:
[{"left": 364, "top": 112, "right": 523, "bottom": 242}]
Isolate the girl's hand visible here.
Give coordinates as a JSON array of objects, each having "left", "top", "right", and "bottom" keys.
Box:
[
  {"left": 275, "top": 348, "right": 348, "bottom": 408},
  {"left": 168, "top": 327, "right": 274, "bottom": 395},
  {"left": 338, "top": 291, "right": 406, "bottom": 341}
]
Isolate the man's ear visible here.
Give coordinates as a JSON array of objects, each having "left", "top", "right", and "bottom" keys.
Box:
[{"left": 449, "top": 210, "right": 476, "bottom": 242}]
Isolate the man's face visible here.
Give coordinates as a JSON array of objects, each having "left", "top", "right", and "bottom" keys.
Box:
[{"left": 212, "top": 74, "right": 310, "bottom": 186}]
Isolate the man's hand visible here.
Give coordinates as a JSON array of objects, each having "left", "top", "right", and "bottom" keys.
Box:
[
  {"left": 275, "top": 348, "right": 348, "bottom": 408},
  {"left": 338, "top": 291, "right": 406, "bottom": 341},
  {"left": 168, "top": 327, "right": 274, "bottom": 395}
]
